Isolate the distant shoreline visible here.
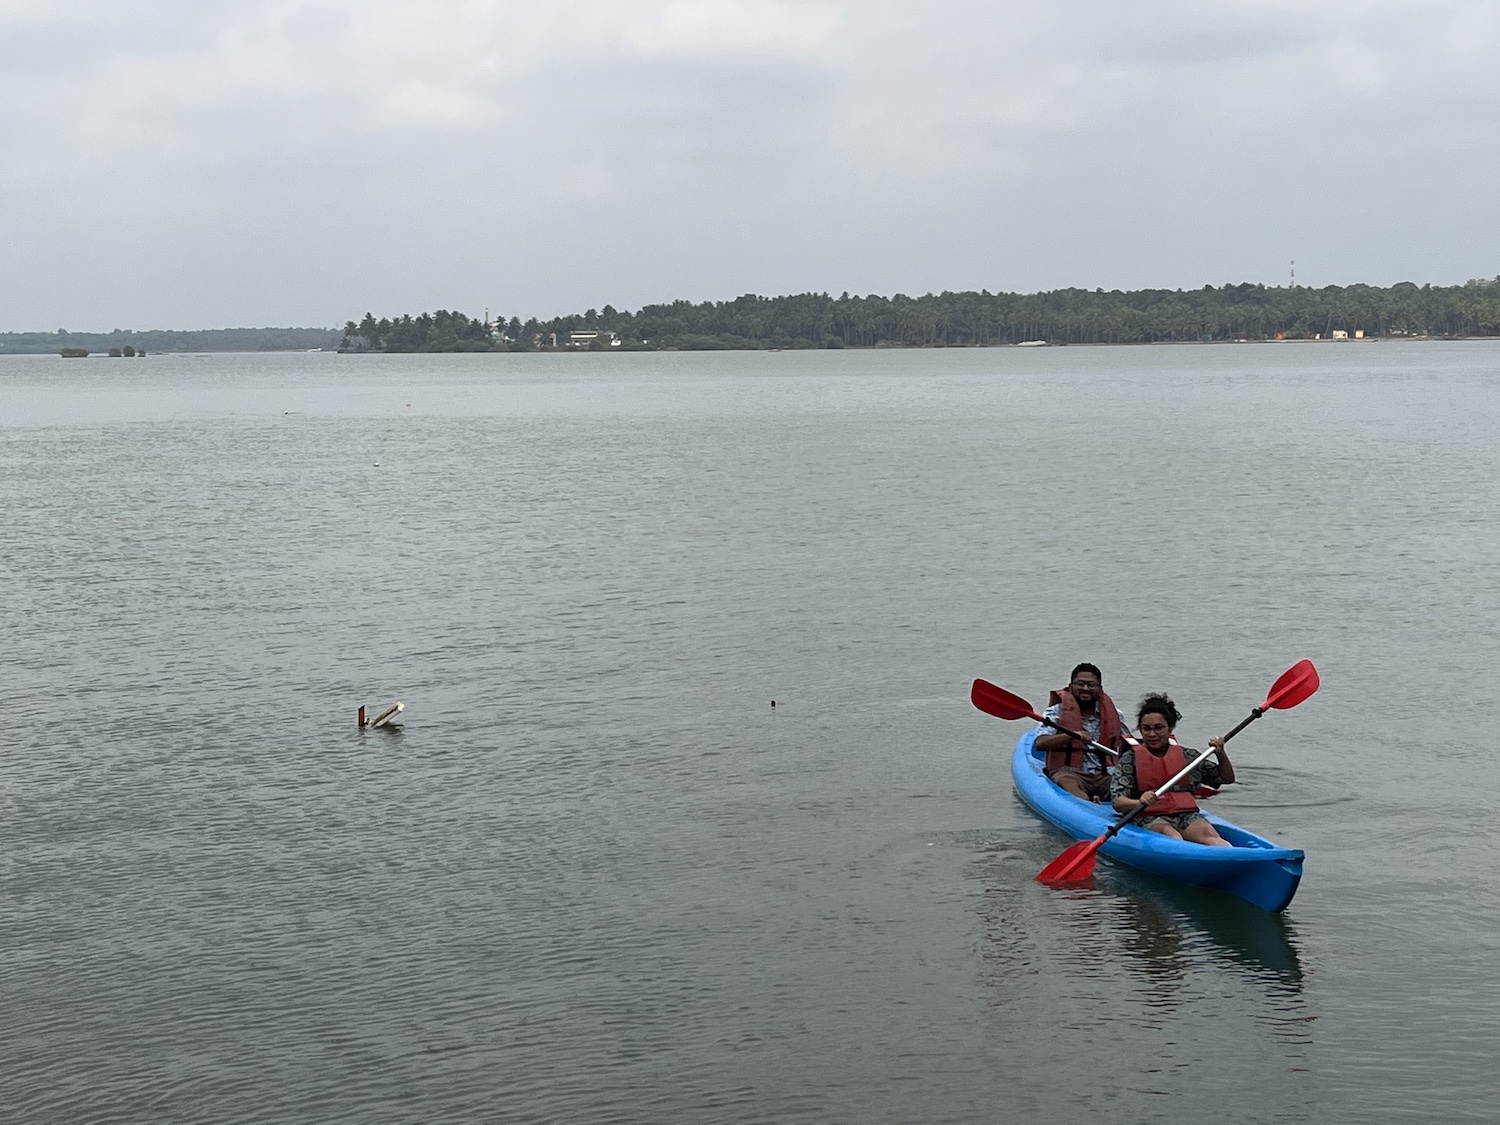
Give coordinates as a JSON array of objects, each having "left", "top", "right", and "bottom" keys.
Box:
[
  {"left": 332, "top": 333, "right": 1496, "bottom": 354},
  {"left": 6, "top": 334, "right": 1494, "bottom": 359},
  {"left": 8, "top": 276, "right": 1500, "bottom": 354},
  {"left": 340, "top": 279, "right": 1500, "bottom": 352},
  {"left": 0, "top": 327, "right": 340, "bottom": 356}
]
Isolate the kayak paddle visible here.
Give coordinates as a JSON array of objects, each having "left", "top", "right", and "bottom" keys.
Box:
[
  {"left": 1033, "top": 659, "right": 1320, "bottom": 885},
  {"left": 969, "top": 678, "right": 1120, "bottom": 760}
]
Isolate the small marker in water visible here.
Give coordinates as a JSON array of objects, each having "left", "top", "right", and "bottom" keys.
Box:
[{"left": 771, "top": 700, "right": 776, "bottom": 709}]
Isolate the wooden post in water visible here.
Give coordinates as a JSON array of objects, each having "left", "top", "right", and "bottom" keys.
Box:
[{"left": 358, "top": 705, "right": 367, "bottom": 729}]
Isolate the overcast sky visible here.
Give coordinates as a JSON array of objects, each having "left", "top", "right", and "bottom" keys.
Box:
[{"left": 2, "top": 0, "right": 1497, "bottom": 330}]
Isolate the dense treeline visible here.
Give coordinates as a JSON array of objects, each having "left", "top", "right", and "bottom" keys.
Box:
[
  {"left": 0, "top": 326, "right": 340, "bottom": 355},
  {"left": 342, "top": 309, "right": 500, "bottom": 352},
  {"left": 341, "top": 278, "right": 1500, "bottom": 352}
]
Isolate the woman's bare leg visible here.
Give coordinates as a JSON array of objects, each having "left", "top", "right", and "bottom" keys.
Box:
[{"left": 1182, "top": 819, "right": 1231, "bottom": 846}]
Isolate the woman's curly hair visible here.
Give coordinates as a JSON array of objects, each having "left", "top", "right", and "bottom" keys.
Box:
[{"left": 1136, "top": 693, "right": 1182, "bottom": 730}]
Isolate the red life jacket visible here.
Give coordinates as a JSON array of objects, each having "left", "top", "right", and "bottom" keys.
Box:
[
  {"left": 1043, "top": 686, "right": 1123, "bottom": 775},
  {"left": 1128, "top": 737, "right": 1200, "bottom": 815}
]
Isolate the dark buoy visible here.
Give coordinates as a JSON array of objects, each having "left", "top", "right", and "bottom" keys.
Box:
[{"left": 770, "top": 700, "right": 776, "bottom": 709}]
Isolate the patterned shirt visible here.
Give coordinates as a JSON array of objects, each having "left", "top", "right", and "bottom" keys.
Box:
[
  {"left": 1035, "top": 702, "right": 1131, "bottom": 775},
  {"left": 1110, "top": 744, "right": 1223, "bottom": 801}
]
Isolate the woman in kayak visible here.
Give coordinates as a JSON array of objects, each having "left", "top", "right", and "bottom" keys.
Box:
[{"left": 1111, "top": 693, "right": 1234, "bottom": 846}]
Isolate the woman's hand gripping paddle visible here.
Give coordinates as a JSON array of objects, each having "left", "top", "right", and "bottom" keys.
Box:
[
  {"left": 969, "top": 679, "right": 1120, "bottom": 761},
  {"left": 1031, "top": 659, "right": 1320, "bottom": 885}
]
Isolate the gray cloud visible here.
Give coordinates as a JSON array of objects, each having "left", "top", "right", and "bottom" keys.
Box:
[{"left": 2, "top": 0, "right": 1497, "bottom": 329}]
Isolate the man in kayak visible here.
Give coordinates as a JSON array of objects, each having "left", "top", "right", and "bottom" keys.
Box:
[
  {"left": 1112, "top": 693, "right": 1234, "bottom": 845},
  {"left": 1033, "top": 663, "right": 1130, "bottom": 802}
]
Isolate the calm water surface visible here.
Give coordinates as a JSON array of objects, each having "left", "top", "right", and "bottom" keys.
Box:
[{"left": 2, "top": 344, "right": 1497, "bottom": 1123}]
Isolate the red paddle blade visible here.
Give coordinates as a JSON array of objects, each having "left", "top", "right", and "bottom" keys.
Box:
[
  {"left": 1036, "top": 835, "right": 1106, "bottom": 884},
  {"left": 1262, "top": 659, "right": 1320, "bottom": 711},
  {"left": 971, "top": 678, "right": 1039, "bottom": 722}
]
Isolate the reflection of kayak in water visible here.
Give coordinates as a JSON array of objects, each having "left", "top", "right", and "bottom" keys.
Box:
[
  {"left": 1012, "top": 730, "right": 1304, "bottom": 912},
  {"left": 1112, "top": 868, "right": 1305, "bottom": 983}
]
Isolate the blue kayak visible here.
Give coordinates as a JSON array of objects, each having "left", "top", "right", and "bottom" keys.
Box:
[{"left": 1012, "top": 729, "right": 1304, "bottom": 912}]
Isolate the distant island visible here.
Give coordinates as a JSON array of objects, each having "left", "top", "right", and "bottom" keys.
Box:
[
  {"left": 0, "top": 326, "right": 340, "bottom": 356},
  {"left": 341, "top": 279, "right": 1500, "bottom": 353}
]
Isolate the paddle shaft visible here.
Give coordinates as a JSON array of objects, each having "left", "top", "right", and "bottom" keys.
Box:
[
  {"left": 1102, "top": 744, "right": 1214, "bottom": 837},
  {"left": 1103, "top": 711, "right": 1261, "bottom": 840},
  {"left": 1116, "top": 705, "right": 1278, "bottom": 840},
  {"left": 1035, "top": 715, "right": 1119, "bottom": 760},
  {"left": 1220, "top": 706, "right": 1267, "bottom": 743},
  {"left": 1034, "top": 746, "right": 1213, "bottom": 883},
  {"left": 1033, "top": 746, "right": 1204, "bottom": 882}
]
